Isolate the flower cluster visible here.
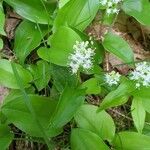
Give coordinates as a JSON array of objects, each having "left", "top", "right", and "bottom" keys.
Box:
[
  {"left": 100, "top": 0, "right": 122, "bottom": 15},
  {"left": 68, "top": 41, "right": 95, "bottom": 74},
  {"left": 130, "top": 62, "right": 150, "bottom": 88},
  {"left": 105, "top": 71, "right": 121, "bottom": 86}
]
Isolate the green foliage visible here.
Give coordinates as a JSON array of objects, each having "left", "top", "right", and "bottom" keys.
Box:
[
  {"left": 38, "top": 26, "right": 81, "bottom": 66},
  {"left": 14, "top": 20, "right": 48, "bottom": 64},
  {"left": 0, "top": 124, "right": 13, "bottom": 150},
  {"left": 74, "top": 104, "right": 115, "bottom": 141},
  {"left": 4, "top": 0, "right": 57, "bottom": 24},
  {"left": 1, "top": 92, "right": 61, "bottom": 137},
  {"left": 71, "top": 128, "right": 110, "bottom": 150},
  {"left": 54, "top": 0, "right": 100, "bottom": 31},
  {"left": 0, "top": 2, "right": 6, "bottom": 36},
  {"left": 98, "top": 79, "right": 135, "bottom": 111},
  {"left": 51, "top": 65, "right": 78, "bottom": 92},
  {"left": 113, "top": 132, "right": 150, "bottom": 150},
  {"left": 131, "top": 98, "right": 146, "bottom": 133},
  {"left": 0, "top": 59, "right": 33, "bottom": 89},
  {"left": 122, "top": 0, "right": 150, "bottom": 26},
  {"left": 28, "top": 60, "right": 51, "bottom": 91},
  {"left": 81, "top": 78, "right": 101, "bottom": 94},
  {"left": 49, "top": 86, "right": 85, "bottom": 129},
  {"left": 102, "top": 32, "right": 134, "bottom": 64},
  {"left": 0, "top": 38, "right": 3, "bottom": 50}
]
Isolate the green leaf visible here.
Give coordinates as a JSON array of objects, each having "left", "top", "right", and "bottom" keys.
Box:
[
  {"left": 81, "top": 78, "right": 101, "bottom": 94},
  {"left": 0, "top": 38, "right": 3, "bottom": 49},
  {"left": 51, "top": 65, "right": 78, "bottom": 92},
  {"left": 143, "top": 100, "right": 150, "bottom": 114},
  {"left": 4, "top": 0, "right": 57, "bottom": 24},
  {"left": 131, "top": 98, "right": 146, "bottom": 133},
  {"left": 38, "top": 26, "right": 81, "bottom": 66},
  {"left": 98, "top": 79, "right": 135, "bottom": 111},
  {"left": 71, "top": 128, "right": 110, "bottom": 150},
  {"left": 14, "top": 20, "right": 48, "bottom": 64},
  {"left": 54, "top": 0, "right": 100, "bottom": 31},
  {"left": 133, "top": 87, "right": 150, "bottom": 99},
  {"left": 74, "top": 104, "right": 115, "bottom": 141},
  {"left": 103, "top": 13, "right": 116, "bottom": 25},
  {"left": 0, "top": 59, "right": 33, "bottom": 89},
  {"left": 0, "top": 124, "right": 13, "bottom": 150},
  {"left": 113, "top": 131, "right": 150, "bottom": 150},
  {"left": 143, "top": 124, "right": 150, "bottom": 137},
  {"left": 122, "top": 0, "right": 150, "bottom": 26},
  {"left": 132, "top": 87, "right": 150, "bottom": 113},
  {"left": 102, "top": 32, "right": 134, "bottom": 64},
  {"left": 1, "top": 93, "right": 62, "bottom": 137},
  {"left": 49, "top": 86, "right": 85, "bottom": 129},
  {"left": 0, "top": 2, "right": 6, "bottom": 36},
  {"left": 28, "top": 60, "right": 51, "bottom": 91},
  {"left": 59, "top": 0, "right": 70, "bottom": 8}
]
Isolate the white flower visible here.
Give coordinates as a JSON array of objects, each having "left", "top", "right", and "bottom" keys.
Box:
[
  {"left": 106, "top": 8, "right": 112, "bottom": 15},
  {"left": 100, "top": 0, "right": 122, "bottom": 15},
  {"left": 68, "top": 41, "right": 95, "bottom": 74},
  {"left": 112, "top": 0, "right": 122, "bottom": 4},
  {"left": 130, "top": 61, "right": 150, "bottom": 88},
  {"left": 105, "top": 71, "right": 121, "bottom": 86},
  {"left": 108, "top": 1, "right": 113, "bottom": 7},
  {"left": 112, "top": 8, "right": 119, "bottom": 14},
  {"left": 100, "top": 0, "right": 108, "bottom": 5}
]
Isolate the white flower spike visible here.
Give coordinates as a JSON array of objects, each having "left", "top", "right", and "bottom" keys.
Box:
[
  {"left": 68, "top": 41, "right": 95, "bottom": 74},
  {"left": 105, "top": 71, "right": 121, "bottom": 86},
  {"left": 130, "top": 61, "right": 150, "bottom": 88},
  {"left": 100, "top": 0, "right": 122, "bottom": 15}
]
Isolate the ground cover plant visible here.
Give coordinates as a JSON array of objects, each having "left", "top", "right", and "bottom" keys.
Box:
[{"left": 0, "top": 0, "right": 150, "bottom": 149}]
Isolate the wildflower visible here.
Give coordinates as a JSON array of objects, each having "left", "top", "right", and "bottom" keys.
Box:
[
  {"left": 130, "top": 62, "right": 150, "bottom": 88},
  {"left": 105, "top": 71, "right": 121, "bottom": 86},
  {"left": 68, "top": 41, "right": 95, "bottom": 74},
  {"left": 101, "top": 0, "right": 107, "bottom": 5},
  {"left": 100, "top": 0, "right": 122, "bottom": 15}
]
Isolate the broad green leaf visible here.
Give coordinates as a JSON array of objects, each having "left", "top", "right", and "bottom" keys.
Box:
[
  {"left": 74, "top": 104, "right": 115, "bottom": 141},
  {"left": 143, "top": 99, "right": 150, "bottom": 114},
  {"left": 0, "top": 2, "right": 6, "bottom": 36},
  {"left": 133, "top": 87, "right": 150, "bottom": 99},
  {"left": 28, "top": 60, "right": 51, "bottom": 91},
  {"left": 102, "top": 32, "right": 134, "bottom": 64},
  {"left": 0, "top": 59, "right": 32, "bottom": 89},
  {"left": 59, "top": 0, "right": 70, "bottom": 8},
  {"left": 122, "top": 0, "right": 150, "bottom": 26},
  {"left": 4, "top": 0, "right": 57, "bottom": 24},
  {"left": 0, "top": 38, "right": 3, "bottom": 49},
  {"left": 54, "top": 0, "right": 100, "bottom": 31},
  {"left": 143, "top": 124, "right": 150, "bottom": 136},
  {"left": 71, "top": 128, "right": 110, "bottom": 150},
  {"left": 81, "top": 78, "right": 101, "bottom": 94},
  {"left": 1, "top": 93, "right": 62, "bottom": 137},
  {"left": 38, "top": 26, "right": 81, "bottom": 66},
  {"left": 51, "top": 65, "right": 78, "bottom": 92},
  {"left": 98, "top": 79, "right": 135, "bottom": 111},
  {"left": 131, "top": 98, "right": 146, "bottom": 133},
  {"left": 0, "top": 125, "right": 13, "bottom": 150},
  {"left": 132, "top": 87, "right": 150, "bottom": 113},
  {"left": 49, "top": 86, "right": 85, "bottom": 129},
  {"left": 113, "top": 131, "right": 150, "bottom": 150},
  {"left": 14, "top": 20, "right": 48, "bottom": 64}
]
